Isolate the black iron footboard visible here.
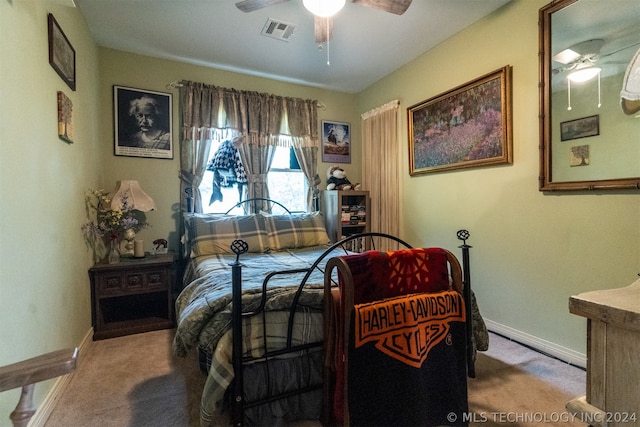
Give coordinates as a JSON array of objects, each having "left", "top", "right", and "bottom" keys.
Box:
[{"left": 227, "top": 231, "right": 473, "bottom": 426}]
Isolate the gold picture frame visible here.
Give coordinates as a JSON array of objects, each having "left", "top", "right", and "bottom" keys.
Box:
[{"left": 408, "top": 66, "right": 512, "bottom": 175}]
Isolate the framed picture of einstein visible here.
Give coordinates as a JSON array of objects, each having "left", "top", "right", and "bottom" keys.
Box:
[{"left": 113, "top": 85, "right": 173, "bottom": 159}]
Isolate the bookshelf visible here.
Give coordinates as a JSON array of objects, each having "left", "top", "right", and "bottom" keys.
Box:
[{"left": 321, "top": 190, "right": 370, "bottom": 252}]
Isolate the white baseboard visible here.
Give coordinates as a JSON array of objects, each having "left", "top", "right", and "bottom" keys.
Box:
[
  {"left": 28, "top": 328, "right": 94, "bottom": 427},
  {"left": 484, "top": 319, "right": 586, "bottom": 369}
]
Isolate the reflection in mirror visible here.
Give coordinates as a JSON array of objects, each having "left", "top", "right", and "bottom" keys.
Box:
[{"left": 539, "top": 0, "right": 640, "bottom": 191}]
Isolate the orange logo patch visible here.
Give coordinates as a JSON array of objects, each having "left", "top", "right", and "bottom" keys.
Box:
[{"left": 354, "top": 291, "right": 465, "bottom": 368}]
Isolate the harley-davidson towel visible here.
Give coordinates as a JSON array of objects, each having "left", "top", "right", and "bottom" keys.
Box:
[{"left": 348, "top": 291, "right": 468, "bottom": 426}]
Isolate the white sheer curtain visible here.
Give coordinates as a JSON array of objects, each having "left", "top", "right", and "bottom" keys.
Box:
[{"left": 361, "top": 100, "right": 401, "bottom": 251}]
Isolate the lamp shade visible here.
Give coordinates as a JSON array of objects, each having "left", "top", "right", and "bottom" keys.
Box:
[
  {"left": 303, "top": 0, "right": 345, "bottom": 17},
  {"left": 110, "top": 180, "right": 156, "bottom": 212},
  {"left": 567, "top": 66, "right": 601, "bottom": 83}
]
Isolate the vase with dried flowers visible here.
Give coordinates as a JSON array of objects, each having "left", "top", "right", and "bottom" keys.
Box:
[{"left": 81, "top": 189, "right": 149, "bottom": 264}]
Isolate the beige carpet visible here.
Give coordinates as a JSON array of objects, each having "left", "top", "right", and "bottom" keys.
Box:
[
  {"left": 467, "top": 335, "right": 585, "bottom": 427},
  {"left": 45, "top": 329, "right": 205, "bottom": 427},
  {"left": 44, "top": 329, "right": 586, "bottom": 427}
]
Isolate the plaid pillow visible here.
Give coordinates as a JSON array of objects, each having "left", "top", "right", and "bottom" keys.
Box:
[
  {"left": 185, "top": 214, "right": 268, "bottom": 256},
  {"left": 263, "top": 212, "right": 331, "bottom": 250}
]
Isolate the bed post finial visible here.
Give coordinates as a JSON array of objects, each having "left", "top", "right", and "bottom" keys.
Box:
[
  {"left": 231, "top": 239, "right": 249, "bottom": 263},
  {"left": 456, "top": 229, "right": 470, "bottom": 246}
]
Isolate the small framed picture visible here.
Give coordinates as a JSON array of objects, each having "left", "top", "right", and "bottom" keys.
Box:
[
  {"left": 57, "top": 91, "right": 73, "bottom": 144},
  {"left": 113, "top": 85, "right": 173, "bottom": 159},
  {"left": 570, "top": 145, "right": 590, "bottom": 167},
  {"left": 48, "top": 14, "right": 76, "bottom": 91},
  {"left": 322, "top": 120, "right": 351, "bottom": 164},
  {"left": 560, "top": 115, "right": 599, "bottom": 141}
]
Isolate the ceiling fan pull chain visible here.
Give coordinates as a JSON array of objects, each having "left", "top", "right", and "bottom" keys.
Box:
[
  {"left": 597, "top": 72, "right": 601, "bottom": 108},
  {"left": 326, "top": 17, "right": 331, "bottom": 66},
  {"left": 567, "top": 79, "right": 572, "bottom": 111}
]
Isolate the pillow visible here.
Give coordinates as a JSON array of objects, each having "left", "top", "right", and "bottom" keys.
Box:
[
  {"left": 263, "top": 211, "right": 331, "bottom": 250},
  {"left": 185, "top": 213, "right": 269, "bottom": 256}
]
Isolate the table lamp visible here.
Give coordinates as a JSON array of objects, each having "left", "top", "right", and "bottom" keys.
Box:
[{"left": 110, "top": 180, "right": 156, "bottom": 256}]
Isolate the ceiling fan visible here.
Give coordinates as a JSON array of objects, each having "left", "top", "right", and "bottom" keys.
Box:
[
  {"left": 235, "top": 0, "right": 413, "bottom": 44},
  {"left": 553, "top": 38, "right": 640, "bottom": 82}
]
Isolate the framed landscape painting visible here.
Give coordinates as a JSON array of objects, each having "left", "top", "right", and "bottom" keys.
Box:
[
  {"left": 560, "top": 115, "right": 599, "bottom": 141},
  {"left": 408, "top": 66, "right": 513, "bottom": 175}
]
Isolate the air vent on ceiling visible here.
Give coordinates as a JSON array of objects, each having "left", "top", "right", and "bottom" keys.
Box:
[{"left": 261, "top": 18, "right": 296, "bottom": 41}]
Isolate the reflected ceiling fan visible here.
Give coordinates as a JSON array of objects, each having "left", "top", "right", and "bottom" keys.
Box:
[
  {"left": 553, "top": 38, "right": 640, "bottom": 82},
  {"left": 235, "top": 0, "right": 412, "bottom": 43}
]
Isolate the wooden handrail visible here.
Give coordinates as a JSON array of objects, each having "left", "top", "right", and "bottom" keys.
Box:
[{"left": 0, "top": 348, "right": 78, "bottom": 427}]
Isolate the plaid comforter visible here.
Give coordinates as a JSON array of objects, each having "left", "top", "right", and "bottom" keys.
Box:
[
  {"left": 172, "top": 246, "right": 338, "bottom": 358},
  {"left": 172, "top": 246, "right": 340, "bottom": 425}
]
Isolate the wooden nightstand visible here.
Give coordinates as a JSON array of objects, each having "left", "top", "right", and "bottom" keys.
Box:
[{"left": 89, "top": 251, "right": 175, "bottom": 340}]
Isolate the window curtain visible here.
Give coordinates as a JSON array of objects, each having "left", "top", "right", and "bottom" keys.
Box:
[
  {"left": 179, "top": 82, "right": 224, "bottom": 214},
  {"left": 361, "top": 100, "right": 401, "bottom": 251},
  {"left": 286, "top": 97, "right": 320, "bottom": 211},
  {"left": 178, "top": 80, "right": 320, "bottom": 213},
  {"left": 179, "top": 129, "right": 214, "bottom": 214}
]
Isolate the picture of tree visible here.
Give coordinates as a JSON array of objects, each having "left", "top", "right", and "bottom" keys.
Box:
[{"left": 570, "top": 145, "right": 590, "bottom": 167}]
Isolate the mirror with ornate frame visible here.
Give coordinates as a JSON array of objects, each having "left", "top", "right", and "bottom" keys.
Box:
[{"left": 539, "top": 0, "right": 640, "bottom": 191}]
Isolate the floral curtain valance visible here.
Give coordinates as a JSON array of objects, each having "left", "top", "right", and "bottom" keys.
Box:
[{"left": 180, "top": 80, "right": 318, "bottom": 144}]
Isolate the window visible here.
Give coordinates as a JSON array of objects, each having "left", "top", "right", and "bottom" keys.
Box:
[{"left": 200, "top": 141, "right": 307, "bottom": 214}]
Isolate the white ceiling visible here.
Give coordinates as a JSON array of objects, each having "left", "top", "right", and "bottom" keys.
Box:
[
  {"left": 549, "top": 0, "right": 640, "bottom": 91},
  {"left": 75, "top": 0, "right": 511, "bottom": 93}
]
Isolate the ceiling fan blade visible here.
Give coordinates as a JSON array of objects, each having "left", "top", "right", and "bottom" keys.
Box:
[
  {"left": 314, "top": 15, "right": 334, "bottom": 44},
  {"left": 235, "top": 0, "right": 290, "bottom": 13},
  {"left": 601, "top": 41, "right": 640, "bottom": 59},
  {"left": 352, "top": 0, "right": 412, "bottom": 15}
]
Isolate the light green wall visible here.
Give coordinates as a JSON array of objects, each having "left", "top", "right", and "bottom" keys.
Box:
[
  {"left": 1, "top": 0, "right": 100, "bottom": 420},
  {"left": 97, "top": 48, "right": 359, "bottom": 252},
  {"left": 356, "top": 0, "right": 640, "bottom": 355},
  {"left": 2, "top": 0, "right": 639, "bottom": 421},
  {"left": 551, "top": 74, "right": 640, "bottom": 181}
]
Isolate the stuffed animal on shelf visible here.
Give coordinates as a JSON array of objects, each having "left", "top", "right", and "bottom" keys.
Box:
[{"left": 326, "top": 165, "right": 361, "bottom": 191}]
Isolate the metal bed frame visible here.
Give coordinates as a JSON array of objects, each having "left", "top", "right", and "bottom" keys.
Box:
[
  {"left": 228, "top": 232, "right": 415, "bottom": 426},
  {"left": 184, "top": 196, "right": 475, "bottom": 426}
]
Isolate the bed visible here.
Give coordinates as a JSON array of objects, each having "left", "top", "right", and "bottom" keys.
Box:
[{"left": 172, "top": 200, "right": 488, "bottom": 426}]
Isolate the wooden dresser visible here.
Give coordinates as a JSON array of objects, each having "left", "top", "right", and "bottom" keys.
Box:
[{"left": 566, "top": 279, "right": 640, "bottom": 427}]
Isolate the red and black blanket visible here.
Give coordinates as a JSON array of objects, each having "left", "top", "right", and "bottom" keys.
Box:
[{"left": 333, "top": 248, "right": 469, "bottom": 426}]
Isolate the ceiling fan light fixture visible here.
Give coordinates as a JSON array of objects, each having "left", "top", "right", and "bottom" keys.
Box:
[
  {"left": 553, "top": 48, "right": 581, "bottom": 65},
  {"left": 567, "top": 66, "right": 601, "bottom": 83},
  {"left": 303, "top": 0, "right": 345, "bottom": 17}
]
